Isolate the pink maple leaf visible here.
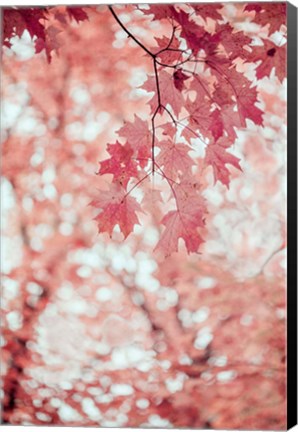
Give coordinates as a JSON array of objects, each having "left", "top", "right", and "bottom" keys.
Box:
[
  {"left": 205, "top": 141, "right": 242, "bottom": 187},
  {"left": 157, "top": 139, "right": 194, "bottom": 180},
  {"left": 118, "top": 115, "right": 151, "bottom": 168},
  {"left": 155, "top": 181, "right": 206, "bottom": 256},
  {"left": 91, "top": 183, "right": 142, "bottom": 239},
  {"left": 98, "top": 141, "right": 138, "bottom": 187},
  {"left": 143, "top": 70, "right": 184, "bottom": 116}
]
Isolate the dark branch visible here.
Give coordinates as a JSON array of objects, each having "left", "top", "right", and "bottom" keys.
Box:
[{"left": 108, "top": 5, "right": 155, "bottom": 58}]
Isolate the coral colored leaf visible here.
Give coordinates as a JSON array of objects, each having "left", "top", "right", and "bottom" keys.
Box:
[
  {"left": 192, "top": 3, "right": 223, "bottom": 21},
  {"left": 156, "top": 140, "right": 194, "bottom": 180},
  {"left": 35, "top": 25, "right": 61, "bottom": 63},
  {"left": 216, "top": 23, "right": 252, "bottom": 60},
  {"left": 211, "top": 107, "right": 240, "bottom": 142},
  {"left": 153, "top": 35, "right": 182, "bottom": 65},
  {"left": 139, "top": 4, "right": 176, "bottom": 21},
  {"left": 173, "top": 69, "right": 189, "bottom": 91},
  {"left": 185, "top": 97, "right": 214, "bottom": 140},
  {"left": 91, "top": 184, "right": 142, "bottom": 239},
  {"left": 247, "top": 40, "right": 286, "bottom": 83},
  {"left": 205, "top": 141, "right": 242, "bottom": 186},
  {"left": 235, "top": 81, "right": 263, "bottom": 127},
  {"left": 143, "top": 70, "right": 184, "bottom": 116},
  {"left": 198, "top": 31, "right": 223, "bottom": 61},
  {"left": 3, "top": 7, "right": 47, "bottom": 46},
  {"left": 171, "top": 9, "right": 205, "bottom": 55},
  {"left": 155, "top": 181, "right": 206, "bottom": 256},
  {"left": 244, "top": 3, "right": 286, "bottom": 36},
  {"left": 118, "top": 115, "right": 151, "bottom": 168},
  {"left": 67, "top": 7, "right": 88, "bottom": 23},
  {"left": 98, "top": 141, "right": 138, "bottom": 187},
  {"left": 215, "top": 67, "right": 263, "bottom": 126}
]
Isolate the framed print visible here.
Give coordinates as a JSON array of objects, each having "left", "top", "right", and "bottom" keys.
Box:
[{"left": 1, "top": 1, "right": 297, "bottom": 430}]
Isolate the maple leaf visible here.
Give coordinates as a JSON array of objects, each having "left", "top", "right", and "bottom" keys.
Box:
[
  {"left": 235, "top": 80, "right": 263, "bottom": 127},
  {"left": 142, "top": 70, "right": 184, "bottom": 116},
  {"left": 155, "top": 181, "right": 206, "bottom": 256},
  {"left": 98, "top": 141, "right": 138, "bottom": 187},
  {"left": 247, "top": 40, "right": 286, "bottom": 83},
  {"left": 215, "top": 67, "right": 263, "bottom": 126},
  {"left": 192, "top": 3, "right": 223, "bottom": 21},
  {"left": 19, "top": 8, "right": 47, "bottom": 40},
  {"left": 3, "top": 7, "right": 47, "bottom": 46},
  {"left": 35, "top": 25, "right": 61, "bottom": 63},
  {"left": 244, "top": 3, "right": 286, "bottom": 36},
  {"left": 67, "top": 7, "right": 88, "bottom": 23},
  {"left": 205, "top": 141, "right": 242, "bottom": 187},
  {"left": 211, "top": 106, "right": 240, "bottom": 142},
  {"left": 173, "top": 69, "right": 189, "bottom": 92},
  {"left": 216, "top": 23, "right": 252, "bottom": 60},
  {"left": 118, "top": 115, "right": 151, "bottom": 168},
  {"left": 156, "top": 139, "right": 194, "bottom": 180},
  {"left": 154, "top": 35, "right": 182, "bottom": 65},
  {"left": 171, "top": 9, "right": 205, "bottom": 55},
  {"left": 139, "top": 4, "right": 176, "bottom": 21},
  {"left": 185, "top": 97, "right": 214, "bottom": 140},
  {"left": 91, "top": 183, "right": 142, "bottom": 239},
  {"left": 199, "top": 31, "right": 222, "bottom": 60}
]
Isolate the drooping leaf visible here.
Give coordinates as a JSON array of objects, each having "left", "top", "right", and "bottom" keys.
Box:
[
  {"left": 3, "top": 7, "right": 47, "bottom": 47},
  {"left": 98, "top": 141, "right": 139, "bottom": 187},
  {"left": 216, "top": 23, "right": 252, "bottom": 60},
  {"left": 35, "top": 25, "right": 62, "bottom": 63},
  {"left": 91, "top": 183, "right": 142, "bottom": 239},
  {"left": 244, "top": 3, "right": 286, "bottom": 36},
  {"left": 173, "top": 69, "right": 189, "bottom": 92},
  {"left": 215, "top": 67, "right": 264, "bottom": 126},
  {"left": 153, "top": 35, "right": 182, "bottom": 65},
  {"left": 192, "top": 3, "right": 223, "bottom": 22},
  {"left": 185, "top": 96, "right": 214, "bottom": 140},
  {"left": 247, "top": 40, "right": 286, "bottom": 83},
  {"left": 143, "top": 70, "right": 184, "bottom": 116},
  {"left": 67, "top": 7, "right": 88, "bottom": 23},
  {"left": 139, "top": 4, "right": 176, "bottom": 21},
  {"left": 171, "top": 9, "right": 205, "bottom": 55},
  {"left": 157, "top": 139, "right": 194, "bottom": 180},
  {"left": 155, "top": 180, "right": 206, "bottom": 256},
  {"left": 205, "top": 140, "right": 242, "bottom": 186},
  {"left": 118, "top": 115, "right": 151, "bottom": 168}
]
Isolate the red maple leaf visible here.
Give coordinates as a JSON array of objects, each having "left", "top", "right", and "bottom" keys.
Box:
[
  {"left": 215, "top": 67, "right": 263, "bottom": 126},
  {"left": 67, "top": 7, "right": 88, "bottom": 23},
  {"left": 156, "top": 139, "right": 194, "bottom": 180},
  {"left": 153, "top": 35, "right": 182, "bottom": 65},
  {"left": 3, "top": 7, "right": 47, "bottom": 46},
  {"left": 235, "top": 79, "right": 263, "bottom": 127},
  {"left": 205, "top": 140, "right": 242, "bottom": 187},
  {"left": 35, "top": 25, "right": 61, "bottom": 63},
  {"left": 173, "top": 69, "right": 189, "bottom": 92},
  {"left": 98, "top": 141, "right": 139, "bottom": 187},
  {"left": 143, "top": 70, "right": 184, "bottom": 116},
  {"left": 192, "top": 3, "right": 223, "bottom": 21},
  {"left": 155, "top": 181, "right": 206, "bottom": 256},
  {"left": 118, "top": 115, "right": 151, "bottom": 168},
  {"left": 247, "top": 40, "right": 286, "bottom": 83},
  {"left": 139, "top": 4, "right": 176, "bottom": 21},
  {"left": 185, "top": 96, "right": 214, "bottom": 140},
  {"left": 91, "top": 183, "right": 142, "bottom": 239},
  {"left": 217, "top": 23, "right": 252, "bottom": 60},
  {"left": 244, "top": 3, "right": 286, "bottom": 36},
  {"left": 210, "top": 106, "right": 241, "bottom": 142},
  {"left": 171, "top": 9, "right": 205, "bottom": 55}
]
